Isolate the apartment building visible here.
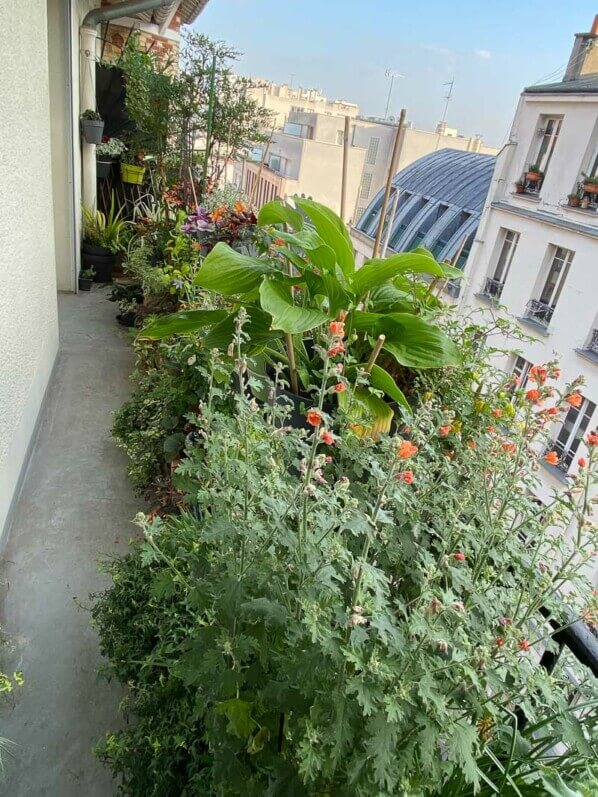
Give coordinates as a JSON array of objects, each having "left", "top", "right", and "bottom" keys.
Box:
[
  {"left": 245, "top": 79, "right": 359, "bottom": 129},
  {"left": 233, "top": 110, "right": 498, "bottom": 219},
  {"left": 459, "top": 17, "right": 598, "bottom": 535}
]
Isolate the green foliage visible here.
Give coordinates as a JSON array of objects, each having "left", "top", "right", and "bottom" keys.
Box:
[
  {"left": 96, "top": 316, "right": 598, "bottom": 795},
  {"left": 82, "top": 192, "right": 127, "bottom": 253}
]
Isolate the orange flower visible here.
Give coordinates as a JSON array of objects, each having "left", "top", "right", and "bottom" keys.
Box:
[
  {"left": 333, "top": 382, "right": 346, "bottom": 393},
  {"left": 467, "top": 439, "right": 477, "bottom": 449},
  {"left": 233, "top": 200, "right": 246, "bottom": 213},
  {"left": 337, "top": 310, "right": 348, "bottom": 322},
  {"left": 502, "top": 441, "right": 516, "bottom": 454},
  {"left": 578, "top": 457, "right": 587, "bottom": 468},
  {"left": 454, "top": 552, "right": 466, "bottom": 562},
  {"left": 552, "top": 367, "right": 561, "bottom": 379},
  {"left": 273, "top": 237, "right": 285, "bottom": 246},
  {"left": 525, "top": 389, "right": 541, "bottom": 404},
  {"left": 306, "top": 409, "right": 323, "bottom": 427},
  {"left": 486, "top": 425, "right": 496, "bottom": 434},
  {"left": 545, "top": 407, "right": 558, "bottom": 417},
  {"left": 395, "top": 470, "right": 414, "bottom": 484},
  {"left": 328, "top": 320, "right": 345, "bottom": 338},
  {"left": 320, "top": 429, "right": 335, "bottom": 445},
  {"left": 439, "top": 425, "right": 451, "bottom": 437},
  {"left": 588, "top": 432, "right": 598, "bottom": 447},
  {"left": 211, "top": 205, "right": 226, "bottom": 222},
  {"left": 494, "top": 637, "right": 506, "bottom": 647},
  {"left": 397, "top": 440, "right": 418, "bottom": 459},
  {"left": 529, "top": 365, "right": 548, "bottom": 384},
  {"left": 492, "top": 408, "right": 503, "bottom": 418},
  {"left": 519, "top": 639, "right": 531, "bottom": 652},
  {"left": 327, "top": 343, "right": 345, "bottom": 358},
  {"left": 544, "top": 450, "right": 559, "bottom": 465},
  {"left": 565, "top": 393, "right": 582, "bottom": 408}
]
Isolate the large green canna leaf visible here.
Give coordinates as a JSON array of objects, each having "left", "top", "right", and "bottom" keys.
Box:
[
  {"left": 367, "top": 364, "right": 412, "bottom": 415},
  {"left": 194, "top": 242, "right": 274, "bottom": 295},
  {"left": 302, "top": 271, "right": 350, "bottom": 317},
  {"left": 294, "top": 197, "right": 354, "bottom": 279},
  {"left": 338, "top": 386, "right": 394, "bottom": 437},
  {"left": 257, "top": 200, "right": 303, "bottom": 231},
  {"left": 266, "top": 228, "right": 337, "bottom": 273},
  {"left": 138, "top": 309, "right": 228, "bottom": 340},
  {"left": 203, "top": 306, "right": 277, "bottom": 350},
  {"left": 259, "top": 279, "right": 329, "bottom": 334},
  {"left": 351, "top": 311, "right": 461, "bottom": 368},
  {"left": 352, "top": 252, "right": 446, "bottom": 296}
]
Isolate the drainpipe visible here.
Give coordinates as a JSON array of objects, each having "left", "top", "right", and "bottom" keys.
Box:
[{"left": 79, "top": 0, "right": 171, "bottom": 208}]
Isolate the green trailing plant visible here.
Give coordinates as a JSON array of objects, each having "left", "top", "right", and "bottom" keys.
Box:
[
  {"left": 82, "top": 192, "right": 127, "bottom": 253},
  {"left": 95, "top": 313, "right": 598, "bottom": 795},
  {"left": 141, "top": 197, "right": 462, "bottom": 432}
]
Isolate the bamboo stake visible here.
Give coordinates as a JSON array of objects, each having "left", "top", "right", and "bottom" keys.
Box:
[
  {"left": 340, "top": 115, "right": 350, "bottom": 221},
  {"left": 372, "top": 108, "right": 406, "bottom": 258},
  {"left": 380, "top": 188, "right": 400, "bottom": 259},
  {"left": 201, "top": 55, "right": 217, "bottom": 197},
  {"left": 285, "top": 333, "right": 299, "bottom": 395},
  {"left": 188, "top": 166, "right": 199, "bottom": 209},
  {"left": 436, "top": 233, "right": 469, "bottom": 297},
  {"left": 366, "top": 335, "right": 386, "bottom": 373},
  {"left": 248, "top": 126, "right": 275, "bottom": 209}
]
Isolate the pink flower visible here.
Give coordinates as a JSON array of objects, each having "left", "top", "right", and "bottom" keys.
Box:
[
  {"left": 439, "top": 425, "right": 451, "bottom": 437},
  {"left": 306, "top": 410, "right": 323, "bottom": 427},
  {"left": 454, "top": 552, "right": 466, "bottom": 562},
  {"left": 519, "top": 639, "right": 531, "bottom": 652},
  {"left": 395, "top": 470, "right": 414, "bottom": 485},
  {"left": 578, "top": 457, "right": 587, "bottom": 469},
  {"left": 328, "top": 321, "right": 345, "bottom": 338},
  {"left": 320, "top": 429, "right": 335, "bottom": 445},
  {"left": 333, "top": 382, "right": 346, "bottom": 393}
]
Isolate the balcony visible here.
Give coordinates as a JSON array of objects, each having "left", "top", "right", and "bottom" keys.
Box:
[
  {"left": 576, "top": 328, "right": 598, "bottom": 365},
  {"left": 588, "top": 328, "right": 598, "bottom": 354},
  {"left": 482, "top": 276, "right": 504, "bottom": 300},
  {"left": 524, "top": 298, "right": 554, "bottom": 327}
]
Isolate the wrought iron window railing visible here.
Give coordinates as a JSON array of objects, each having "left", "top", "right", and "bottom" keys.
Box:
[
  {"left": 587, "top": 328, "right": 598, "bottom": 354},
  {"left": 525, "top": 299, "right": 554, "bottom": 326},
  {"left": 483, "top": 277, "right": 504, "bottom": 300}
]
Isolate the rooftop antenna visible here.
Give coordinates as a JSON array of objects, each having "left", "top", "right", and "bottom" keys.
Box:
[
  {"left": 440, "top": 77, "right": 454, "bottom": 125},
  {"left": 384, "top": 69, "right": 404, "bottom": 119}
]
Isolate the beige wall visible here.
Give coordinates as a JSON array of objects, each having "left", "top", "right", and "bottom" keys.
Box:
[{"left": 0, "top": 0, "right": 60, "bottom": 534}]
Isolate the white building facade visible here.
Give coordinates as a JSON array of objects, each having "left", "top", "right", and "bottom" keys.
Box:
[{"left": 459, "top": 19, "right": 598, "bottom": 554}]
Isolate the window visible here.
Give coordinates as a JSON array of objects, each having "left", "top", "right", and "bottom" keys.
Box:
[
  {"left": 551, "top": 397, "right": 595, "bottom": 470},
  {"left": 534, "top": 116, "right": 562, "bottom": 175},
  {"left": 512, "top": 356, "right": 532, "bottom": 389},
  {"left": 359, "top": 173, "right": 373, "bottom": 201},
  {"left": 366, "top": 137, "right": 380, "bottom": 165},
  {"left": 526, "top": 246, "right": 574, "bottom": 326},
  {"left": 268, "top": 155, "right": 286, "bottom": 175},
  {"left": 484, "top": 229, "right": 519, "bottom": 299},
  {"left": 283, "top": 122, "right": 313, "bottom": 139},
  {"left": 336, "top": 130, "right": 344, "bottom": 145}
]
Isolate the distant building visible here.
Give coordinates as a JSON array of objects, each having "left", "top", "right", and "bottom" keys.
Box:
[
  {"left": 232, "top": 108, "right": 498, "bottom": 219},
  {"left": 458, "top": 16, "right": 598, "bottom": 578},
  {"left": 245, "top": 79, "right": 359, "bottom": 130},
  {"left": 351, "top": 149, "right": 495, "bottom": 273}
]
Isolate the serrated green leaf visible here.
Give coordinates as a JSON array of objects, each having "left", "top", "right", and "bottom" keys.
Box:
[
  {"left": 215, "top": 698, "right": 255, "bottom": 739},
  {"left": 446, "top": 721, "right": 480, "bottom": 788}
]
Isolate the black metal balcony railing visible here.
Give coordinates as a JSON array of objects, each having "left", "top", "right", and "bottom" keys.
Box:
[
  {"left": 588, "top": 328, "right": 598, "bottom": 354},
  {"left": 483, "top": 277, "right": 504, "bottom": 299},
  {"left": 525, "top": 299, "right": 554, "bottom": 326},
  {"left": 543, "top": 442, "right": 571, "bottom": 473}
]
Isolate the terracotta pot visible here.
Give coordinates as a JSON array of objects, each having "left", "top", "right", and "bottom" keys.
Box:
[
  {"left": 582, "top": 182, "right": 598, "bottom": 194},
  {"left": 515, "top": 183, "right": 525, "bottom": 194},
  {"left": 568, "top": 196, "right": 580, "bottom": 207},
  {"left": 526, "top": 171, "right": 542, "bottom": 182}
]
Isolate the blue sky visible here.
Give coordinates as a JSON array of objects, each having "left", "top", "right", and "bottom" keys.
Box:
[{"left": 192, "top": 1, "right": 597, "bottom": 146}]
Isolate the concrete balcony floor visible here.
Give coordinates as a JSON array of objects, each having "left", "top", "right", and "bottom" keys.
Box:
[{"left": 0, "top": 289, "right": 141, "bottom": 796}]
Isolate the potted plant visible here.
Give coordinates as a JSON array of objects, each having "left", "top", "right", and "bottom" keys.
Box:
[
  {"left": 121, "top": 151, "right": 146, "bottom": 185},
  {"left": 567, "top": 192, "right": 581, "bottom": 207},
  {"left": 78, "top": 267, "right": 95, "bottom": 291},
  {"left": 116, "top": 298, "right": 139, "bottom": 327},
  {"left": 525, "top": 163, "right": 543, "bottom": 182},
  {"left": 515, "top": 180, "right": 526, "bottom": 194},
  {"left": 80, "top": 109, "right": 104, "bottom": 144},
  {"left": 81, "top": 193, "right": 127, "bottom": 283},
  {"left": 96, "top": 137, "right": 126, "bottom": 179},
  {"left": 581, "top": 173, "right": 598, "bottom": 194}
]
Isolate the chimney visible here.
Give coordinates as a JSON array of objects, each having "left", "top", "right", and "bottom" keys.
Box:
[{"left": 563, "top": 15, "right": 598, "bottom": 81}]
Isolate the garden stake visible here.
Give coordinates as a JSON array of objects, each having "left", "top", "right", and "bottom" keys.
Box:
[
  {"left": 201, "top": 55, "right": 217, "bottom": 196},
  {"left": 188, "top": 166, "right": 199, "bottom": 209},
  {"left": 372, "top": 108, "right": 406, "bottom": 258},
  {"left": 366, "top": 334, "right": 386, "bottom": 373},
  {"left": 249, "top": 126, "right": 275, "bottom": 208},
  {"left": 285, "top": 333, "right": 299, "bottom": 395},
  {"left": 340, "top": 115, "right": 350, "bottom": 221},
  {"left": 436, "top": 233, "right": 468, "bottom": 297}
]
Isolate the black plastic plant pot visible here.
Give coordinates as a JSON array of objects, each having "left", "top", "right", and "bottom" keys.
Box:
[
  {"left": 96, "top": 158, "right": 115, "bottom": 179},
  {"left": 117, "top": 312, "right": 136, "bottom": 328},
  {"left": 78, "top": 277, "right": 93, "bottom": 291},
  {"left": 81, "top": 248, "right": 116, "bottom": 283},
  {"left": 81, "top": 119, "right": 104, "bottom": 144},
  {"left": 273, "top": 388, "right": 316, "bottom": 430}
]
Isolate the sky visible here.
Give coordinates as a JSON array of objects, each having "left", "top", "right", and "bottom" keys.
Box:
[{"left": 191, "top": 1, "right": 598, "bottom": 147}]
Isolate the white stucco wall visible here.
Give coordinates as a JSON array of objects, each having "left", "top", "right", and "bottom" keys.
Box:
[{"left": 0, "top": 0, "right": 60, "bottom": 534}]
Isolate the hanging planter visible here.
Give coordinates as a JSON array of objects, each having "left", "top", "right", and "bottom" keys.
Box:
[
  {"left": 96, "top": 138, "right": 126, "bottom": 179},
  {"left": 97, "top": 159, "right": 115, "bottom": 179},
  {"left": 121, "top": 162, "right": 146, "bottom": 185},
  {"left": 80, "top": 109, "right": 104, "bottom": 144}
]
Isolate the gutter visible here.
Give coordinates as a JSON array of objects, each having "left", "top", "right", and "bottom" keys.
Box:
[{"left": 82, "top": 0, "right": 171, "bottom": 30}]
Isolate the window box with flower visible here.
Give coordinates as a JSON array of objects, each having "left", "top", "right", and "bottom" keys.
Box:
[{"left": 96, "top": 137, "right": 126, "bottom": 179}]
